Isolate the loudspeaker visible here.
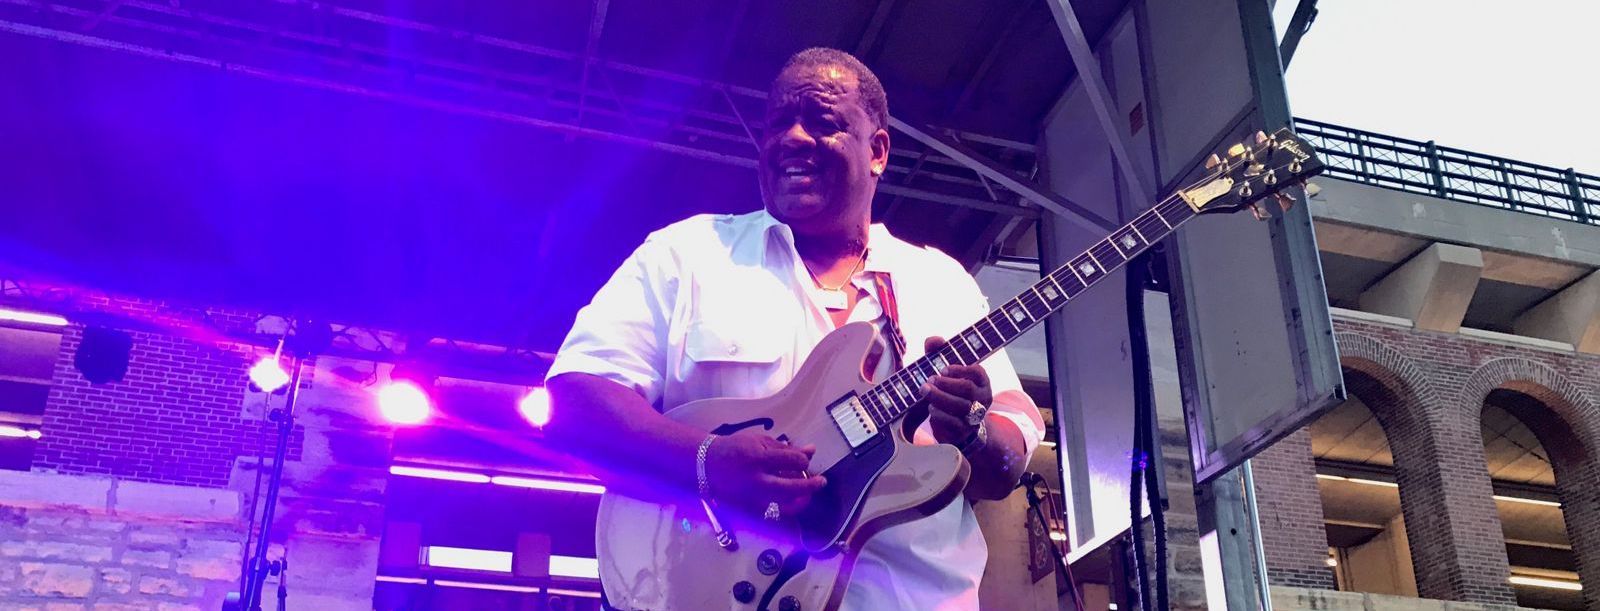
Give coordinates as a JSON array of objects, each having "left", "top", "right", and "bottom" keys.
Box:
[{"left": 74, "top": 326, "right": 132, "bottom": 384}]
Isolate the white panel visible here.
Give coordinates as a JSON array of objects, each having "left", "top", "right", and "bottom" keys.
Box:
[{"left": 1143, "top": 0, "right": 1254, "bottom": 185}]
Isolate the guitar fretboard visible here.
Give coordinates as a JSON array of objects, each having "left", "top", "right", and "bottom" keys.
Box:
[{"left": 857, "top": 192, "right": 1200, "bottom": 428}]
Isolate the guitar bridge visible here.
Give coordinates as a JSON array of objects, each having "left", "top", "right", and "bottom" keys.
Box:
[{"left": 828, "top": 394, "right": 878, "bottom": 448}]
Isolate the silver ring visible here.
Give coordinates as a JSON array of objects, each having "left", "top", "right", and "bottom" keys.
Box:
[{"left": 764, "top": 501, "right": 781, "bottom": 521}]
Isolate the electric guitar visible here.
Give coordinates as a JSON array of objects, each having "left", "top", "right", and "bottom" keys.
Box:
[{"left": 594, "top": 128, "right": 1325, "bottom": 610}]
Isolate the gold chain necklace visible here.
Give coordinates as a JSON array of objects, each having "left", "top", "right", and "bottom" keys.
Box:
[{"left": 806, "top": 248, "right": 867, "bottom": 310}]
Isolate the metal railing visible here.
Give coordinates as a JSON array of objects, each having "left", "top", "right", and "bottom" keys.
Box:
[{"left": 1294, "top": 118, "right": 1600, "bottom": 225}]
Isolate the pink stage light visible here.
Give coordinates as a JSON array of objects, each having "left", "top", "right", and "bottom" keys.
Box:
[
  {"left": 0, "top": 425, "right": 41, "bottom": 440},
  {"left": 519, "top": 387, "right": 552, "bottom": 427},
  {"left": 388, "top": 465, "right": 490, "bottom": 483},
  {"left": 489, "top": 475, "right": 605, "bottom": 495},
  {"left": 0, "top": 308, "right": 68, "bottom": 326},
  {"left": 248, "top": 357, "right": 291, "bottom": 393},
  {"left": 377, "top": 381, "right": 432, "bottom": 425}
]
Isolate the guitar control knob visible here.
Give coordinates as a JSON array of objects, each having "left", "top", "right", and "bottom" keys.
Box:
[
  {"left": 779, "top": 595, "right": 802, "bottom": 611},
  {"left": 731, "top": 581, "right": 756, "bottom": 603},
  {"left": 757, "top": 549, "right": 783, "bottom": 576}
]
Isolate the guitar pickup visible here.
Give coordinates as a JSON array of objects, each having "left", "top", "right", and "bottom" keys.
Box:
[{"left": 828, "top": 395, "right": 878, "bottom": 448}]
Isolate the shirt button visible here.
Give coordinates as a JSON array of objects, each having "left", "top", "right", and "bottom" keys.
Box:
[{"left": 729, "top": 343, "right": 740, "bottom": 355}]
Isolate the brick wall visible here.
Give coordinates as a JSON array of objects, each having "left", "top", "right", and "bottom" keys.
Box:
[
  {"left": 23, "top": 293, "right": 304, "bottom": 489},
  {"left": 1246, "top": 317, "right": 1600, "bottom": 607},
  {"left": 1251, "top": 428, "right": 1336, "bottom": 590}
]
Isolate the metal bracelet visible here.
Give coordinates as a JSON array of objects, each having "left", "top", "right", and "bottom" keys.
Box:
[{"left": 696, "top": 434, "right": 718, "bottom": 499}]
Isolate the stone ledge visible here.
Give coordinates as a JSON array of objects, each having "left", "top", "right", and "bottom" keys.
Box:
[
  {"left": 1330, "top": 306, "right": 1415, "bottom": 329},
  {"left": 1271, "top": 585, "right": 1540, "bottom": 611},
  {"left": 0, "top": 471, "right": 242, "bottom": 523},
  {"left": 1459, "top": 326, "right": 1576, "bottom": 354},
  {"left": 0, "top": 471, "right": 111, "bottom": 512}
]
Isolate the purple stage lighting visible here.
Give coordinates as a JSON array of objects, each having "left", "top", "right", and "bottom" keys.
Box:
[
  {"left": 248, "top": 356, "right": 291, "bottom": 393},
  {"left": 519, "top": 387, "right": 551, "bottom": 427},
  {"left": 377, "top": 381, "right": 432, "bottom": 425}
]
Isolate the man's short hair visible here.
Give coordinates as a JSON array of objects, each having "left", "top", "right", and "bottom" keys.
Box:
[{"left": 774, "top": 47, "right": 890, "bottom": 130}]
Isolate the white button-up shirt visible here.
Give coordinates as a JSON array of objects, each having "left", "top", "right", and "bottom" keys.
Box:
[{"left": 549, "top": 209, "right": 1043, "bottom": 610}]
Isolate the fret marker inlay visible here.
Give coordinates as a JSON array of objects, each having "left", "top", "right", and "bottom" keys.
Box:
[
  {"left": 1078, "top": 262, "right": 1097, "bottom": 276},
  {"left": 1009, "top": 306, "right": 1027, "bottom": 322},
  {"left": 1121, "top": 234, "right": 1138, "bottom": 249},
  {"left": 1042, "top": 285, "right": 1060, "bottom": 300}
]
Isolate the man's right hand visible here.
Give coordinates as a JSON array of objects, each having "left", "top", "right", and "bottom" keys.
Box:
[{"left": 703, "top": 434, "right": 828, "bottom": 517}]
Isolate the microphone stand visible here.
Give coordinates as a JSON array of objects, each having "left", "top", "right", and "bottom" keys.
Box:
[
  {"left": 224, "top": 355, "right": 303, "bottom": 611},
  {"left": 1021, "top": 473, "right": 1084, "bottom": 610}
]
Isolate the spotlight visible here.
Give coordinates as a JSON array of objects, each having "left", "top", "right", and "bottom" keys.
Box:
[
  {"left": 248, "top": 356, "right": 292, "bottom": 393},
  {"left": 519, "top": 387, "right": 551, "bottom": 427},
  {"left": 377, "top": 382, "right": 432, "bottom": 425},
  {"left": 74, "top": 326, "right": 132, "bottom": 384},
  {"left": 0, "top": 425, "right": 41, "bottom": 439}
]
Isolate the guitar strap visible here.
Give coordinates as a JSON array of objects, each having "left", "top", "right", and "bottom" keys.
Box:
[{"left": 869, "top": 272, "right": 907, "bottom": 369}]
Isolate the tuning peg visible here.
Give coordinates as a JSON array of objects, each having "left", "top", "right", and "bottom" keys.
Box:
[
  {"left": 1289, "top": 159, "right": 1303, "bottom": 174},
  {"left": 1245, "top": 163, "right": 1265, "bottom": 177},
  {"left": 1227, "top": 143, "right": 1248, "bottom": 157},
  {"left": 1205, "top": 153, "right": 1223, "bottom": 169},
  {"left": 1263, "top": 170, "right": 1278, "bottom": 185},
  {"left": 1254, "top": 130, "right": 1269, "bottom": 145},
  {"left": 1304, "top": 181, "right": 1322, "bottom": 198},
  {"left": 1236, "top": 182, "right": 1253, "bottom": 199}
]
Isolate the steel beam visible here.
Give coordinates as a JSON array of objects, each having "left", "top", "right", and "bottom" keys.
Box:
[
  {"left": 1044, "top": 0, "right": 1154, "bottom": 201},
  {"left": 1277, "top": 0, "right": 1318, "bottom": 68},
  {"left": 892, "top": 118, "right": 1114, "bottom": 233}
]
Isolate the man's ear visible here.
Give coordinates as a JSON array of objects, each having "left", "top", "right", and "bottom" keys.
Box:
[{"left": 870, "top": 128, "right": 890, "bottom": 177}]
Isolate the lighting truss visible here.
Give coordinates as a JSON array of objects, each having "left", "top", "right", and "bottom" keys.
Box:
[{"left": 0, "top": 0, "right": 1046, "bottom": 218}]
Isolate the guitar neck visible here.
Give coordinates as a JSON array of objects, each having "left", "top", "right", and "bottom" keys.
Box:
[{"left": 859, "top": 192, "right": 1200, "bottom": 428}]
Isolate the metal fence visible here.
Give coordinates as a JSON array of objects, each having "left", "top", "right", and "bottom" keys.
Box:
[{"left": 1294, "top": 118, "right": 1600, "bottom": 225}]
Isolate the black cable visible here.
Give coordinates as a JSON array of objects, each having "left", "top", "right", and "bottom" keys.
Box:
[{"left": 1127, "top": 251, "right": 1169, "bottom": 611}]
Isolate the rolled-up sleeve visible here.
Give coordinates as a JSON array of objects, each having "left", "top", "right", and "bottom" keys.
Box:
[{"left": 545, "top": 237, "right": 676, "bottom": 406}]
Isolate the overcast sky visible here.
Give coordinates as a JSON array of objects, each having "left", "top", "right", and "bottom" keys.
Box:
[{"left": 1273, "top": 0, "right": 1599, "bottom": 176}]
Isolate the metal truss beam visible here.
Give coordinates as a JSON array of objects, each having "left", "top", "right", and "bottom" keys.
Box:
[
  {"left": 892, "top": 118, "right": 1112, "bottom": 233},
  {"left": 1277, "top": 0, "right": 1318, "bottom": 68},
  {"left": 1045, "top": 0, "right": 1154, "bottom": 202},
  {"left": 0, "top": 0, "right": 1042, "bottom": 219}
]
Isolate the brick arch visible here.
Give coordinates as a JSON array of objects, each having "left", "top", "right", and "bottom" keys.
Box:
[
  {"left": 1331, "top": 332, "right": 1516, "bottom": 604},
  {"left": 1333, "top": 332, "right": 1435, "bottom": 447},
  {"left": 1461, "top": 357, "right": 1599, "bottom": 454},
  {"left": 1462, "top": 358, "right": 1600, "bottom": 609}
]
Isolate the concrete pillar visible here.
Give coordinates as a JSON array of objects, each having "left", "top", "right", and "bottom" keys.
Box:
[
  {"left": 1514, "top": 269, "right": 1600, "bottom": 354},
  {"left": 1359, "top": 243, "right": 1483, "bottom": 333},
  {"left": 1249, "top": 429, "right": 1335, "bottom": 590}
]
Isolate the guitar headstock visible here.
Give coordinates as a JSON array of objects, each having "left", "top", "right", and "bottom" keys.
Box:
[{"left": 1180, "top": 128, "right": 1325, "bottom": 220}]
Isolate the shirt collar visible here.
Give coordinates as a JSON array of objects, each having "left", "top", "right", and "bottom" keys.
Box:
[{"left": 756, "top": 209, "right": 908, "bottom": 277}]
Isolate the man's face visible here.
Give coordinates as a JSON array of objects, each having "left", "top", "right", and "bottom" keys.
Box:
[{"left": 759, "top": 64, "right": 889, "bottom": 231}]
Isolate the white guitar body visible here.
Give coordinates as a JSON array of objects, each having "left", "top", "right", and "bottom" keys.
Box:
[{"left": 595, "top": 321, "right": 970, "bottom": 611}]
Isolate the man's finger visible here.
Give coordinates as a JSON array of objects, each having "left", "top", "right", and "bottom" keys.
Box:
[
  {"left": 928, "top": 375, "right": 979, "bottom": 402},
  {"left": 921, "top": 383, "right": 972, "bottom": 416},
  {"left": 937, "top": 364, "right": 991, "bottom": 387},
  {"left": 924, "top": 336, "right": 947, "bottom": 352},
  {"left": 759, "top": 473, "right": 828, "bottom": 497},
  {"left": 761, "top": 447, "right": 814, "bottom": 472}
]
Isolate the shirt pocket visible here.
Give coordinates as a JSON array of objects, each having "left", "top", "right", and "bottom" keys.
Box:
[{"left": 678, "top": 317, "right": 789, "bottom": 401}]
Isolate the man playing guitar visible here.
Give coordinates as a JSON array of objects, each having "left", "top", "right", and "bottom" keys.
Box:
[{"left": 544, "top": 47, "right": 1044, "bottom": 609}]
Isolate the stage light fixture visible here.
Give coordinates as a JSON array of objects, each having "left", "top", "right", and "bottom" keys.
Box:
[
  {"left": 248, "top": 356, "right": 292, "bottom": 393},
  {"left": 519, "top": 387, "right": 552, "bottom": 428},
  {"left": 74, "top": 325, "right": 132, "bottom": 384},
  {"left": 378, "top": 362, "right": 436, "bottom": 425},
  {"left": 0, "top": 425, "right": 41, "bottom": 439},
  {"left": 377, "top": 381, "right": 432, "bottom": 425},
  {"left": 0, "top": 308, "right": 68, "bottom": 326}
]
